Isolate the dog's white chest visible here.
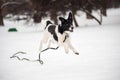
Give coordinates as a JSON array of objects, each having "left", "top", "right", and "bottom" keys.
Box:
[{"left": 57, "top": 33, "right": 69, "bottom": 43}]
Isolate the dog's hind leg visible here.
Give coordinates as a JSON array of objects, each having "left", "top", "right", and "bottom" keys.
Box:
[
  {"left": 39, "top": 32, "right": 50, "bottom": 52},
  {"left": 48, "top": 39, "right": 52, "bottom": 48},
  {"left": 38, "top": 33, "right": 50, "bottom": 64}
]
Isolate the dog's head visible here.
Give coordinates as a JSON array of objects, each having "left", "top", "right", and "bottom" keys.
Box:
[{"left": 59, "top": 12, "right": 74, "bottom": 34}]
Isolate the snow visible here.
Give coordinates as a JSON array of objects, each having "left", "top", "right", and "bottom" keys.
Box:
[{"left": 0, "top": 8, "right": 120, "bottom": 80}]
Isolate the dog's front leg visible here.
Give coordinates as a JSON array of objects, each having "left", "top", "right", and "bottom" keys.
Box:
[
  {"left": 66, "top": 39, "right": 79, "bottom": 55},
  {"left": 63, "top": 43, "right": 69, "bottom": 54}
]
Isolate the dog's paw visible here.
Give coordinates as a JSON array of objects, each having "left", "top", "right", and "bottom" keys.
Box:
[{"left": 75, "top": 52, "right": 79, "bottom": 55}]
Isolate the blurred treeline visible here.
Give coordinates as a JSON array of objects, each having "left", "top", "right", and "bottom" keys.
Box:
[{"left": 0, "top": 0, "right": 120, "bottom": 26}]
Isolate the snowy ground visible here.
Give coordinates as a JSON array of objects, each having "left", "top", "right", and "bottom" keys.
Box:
[{"left": 0, "top": 9, "right": 120, "bottom": 80}]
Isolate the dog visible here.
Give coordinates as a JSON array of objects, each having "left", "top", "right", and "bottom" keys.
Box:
[{"left": 39, "top": 12, "right": 79, "bottom": 55}]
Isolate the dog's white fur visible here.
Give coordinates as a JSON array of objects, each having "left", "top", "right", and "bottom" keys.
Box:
[{"left": 39, "top": 13, "right": 79, "bottom": 55}]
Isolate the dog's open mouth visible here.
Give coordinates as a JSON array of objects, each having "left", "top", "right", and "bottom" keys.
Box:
[{"left": 69, "top": 29, "right": 73, "bottom": 32}]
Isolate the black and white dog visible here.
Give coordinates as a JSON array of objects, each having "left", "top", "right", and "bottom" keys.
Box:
[{"left": 39, "top": 12, "right": 79, "bottom": 55}]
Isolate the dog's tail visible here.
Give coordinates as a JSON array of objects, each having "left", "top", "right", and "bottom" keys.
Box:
[
  {"left": 44, "top": 20, "right": 53, "bottom": 29},
  {"left": 46, "top": 20, "right": 52, "bottom": 26}
]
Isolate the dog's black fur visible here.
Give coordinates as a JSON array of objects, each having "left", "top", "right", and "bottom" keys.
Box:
[{"left": 48, "top": 25, "right": 58, "bottom": 41}]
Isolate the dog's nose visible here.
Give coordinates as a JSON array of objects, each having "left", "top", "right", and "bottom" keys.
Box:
[{"left": 71, "top": 27, "right": 74, "bottom": 29}]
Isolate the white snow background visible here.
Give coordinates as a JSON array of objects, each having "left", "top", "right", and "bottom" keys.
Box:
[{"left": 0, "top": 8, "right": 120, "bottom": 80}]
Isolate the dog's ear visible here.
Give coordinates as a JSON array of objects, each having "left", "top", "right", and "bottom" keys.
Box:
[
  {"left": 67, "top": 12, "right": 73, "bottom": 23},
  {"left": 59, "top": 17, "right": 66, "bottom": 23}
]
